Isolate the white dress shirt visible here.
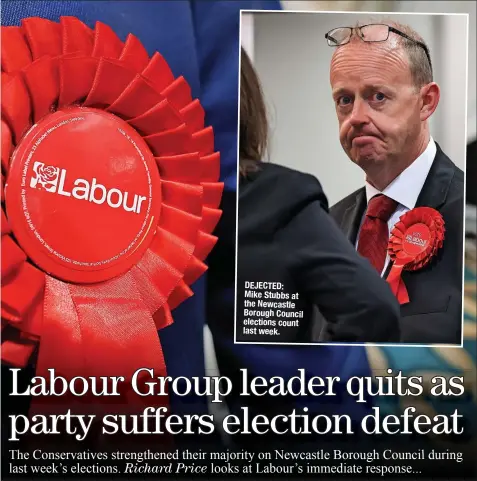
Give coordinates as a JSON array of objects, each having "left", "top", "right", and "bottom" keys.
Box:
[{"left": 356, "top": 137, "right": 437, "bottom": 276}]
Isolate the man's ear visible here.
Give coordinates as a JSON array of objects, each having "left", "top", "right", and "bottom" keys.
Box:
[{"left": 419, "top": 82, "right": 440, "bottom": 121}]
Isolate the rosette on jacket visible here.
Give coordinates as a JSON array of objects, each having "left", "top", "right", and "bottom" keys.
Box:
[
  {"left": 1, "top": 17, "right": 223, "bottom": 413},
  {"left": 387, "top": 207, "right": 445, "bottom": 304}
]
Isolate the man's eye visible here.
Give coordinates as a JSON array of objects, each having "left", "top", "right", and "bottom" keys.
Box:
[
  {"left": 337, "top": 96, "right": 352, "bottom": 106},
  {"left": 372, "top": 92, "right": 386, "bottom": 102}
]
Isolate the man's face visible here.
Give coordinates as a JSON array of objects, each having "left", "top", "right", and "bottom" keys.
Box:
[{"left": 330, "top": 38, "right": 422, "bottom": 171}]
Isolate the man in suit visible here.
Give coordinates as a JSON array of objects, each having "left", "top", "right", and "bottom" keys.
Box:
[{"left": 327, "top": 21, "right": 464, "bottom": 344}]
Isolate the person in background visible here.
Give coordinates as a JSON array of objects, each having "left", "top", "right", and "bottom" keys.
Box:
[
  {"left": 328, "top": 21, "right": 464, "bottom": 344},
  {"left": 206, "top": 47, "right": 401, "bottom": 451}
]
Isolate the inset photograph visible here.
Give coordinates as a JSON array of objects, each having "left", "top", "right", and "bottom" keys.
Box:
[{"left": 235, "top": 10, "right": 467, "bottom": 346}]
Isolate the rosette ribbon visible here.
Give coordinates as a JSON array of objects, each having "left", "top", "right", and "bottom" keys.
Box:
[
  {"left": 387, "top": 207, "right": 445, "bottom": 304},
  {"left": 1, "top": 17, "right": 223, "bottom": 422}
]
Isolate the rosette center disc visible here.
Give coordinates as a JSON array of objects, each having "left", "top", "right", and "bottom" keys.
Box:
[
  {"left": 5, "top": 107, "right": 161, "bottom": 283},
  {"left": 402, "top": 223, "right": 431, "bottom": 257}
]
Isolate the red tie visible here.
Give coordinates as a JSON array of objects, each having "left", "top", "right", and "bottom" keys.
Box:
[{"left": 357, "top": 194, "right": 398, "bottom": 273}]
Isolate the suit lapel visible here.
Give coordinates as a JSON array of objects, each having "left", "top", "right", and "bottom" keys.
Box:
[{"left": 340, "top": 188, "right": 367, "bottom": 245}]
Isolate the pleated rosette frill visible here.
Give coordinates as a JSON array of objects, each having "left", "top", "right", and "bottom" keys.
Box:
[
  {"left": 1, "top": 17, "right": 223, "bottom": 415},
  {"left": 387, "top": 207, "right": 445, "bottom": 304}
]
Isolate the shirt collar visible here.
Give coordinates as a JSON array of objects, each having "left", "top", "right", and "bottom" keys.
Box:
[{"left": 365, "top": 137, "right": 437, "bottom": 210}]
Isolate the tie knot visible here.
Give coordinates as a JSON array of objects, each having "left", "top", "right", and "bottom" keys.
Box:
[{"left": 366, "top": 194, "right": 397, "bottom": 221}]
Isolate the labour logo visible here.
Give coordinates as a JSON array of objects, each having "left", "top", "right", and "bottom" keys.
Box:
[
  {"left": 6, "top": 107, "right": 161, "bottom": 283},
  {"left": 28, "top": 162, "right": 147, "bottom": 214},
  {"left": 30, "top": 162, "right": 60, "bottom": 192}
]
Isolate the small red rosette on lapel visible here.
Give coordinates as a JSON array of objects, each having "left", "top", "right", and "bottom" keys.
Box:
[
  {"left": 1, "top": 16, "right": 223, "bottom": 421},
  {"left": 387, "top": 207, "right": 445, "bottom": 304}
]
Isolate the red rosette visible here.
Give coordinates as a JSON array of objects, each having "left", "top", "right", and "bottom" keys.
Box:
[
  {"left": 387, "top": 207, "right": 445, "bottom": 304},
  {"left": 0, "top": 16, "right": 223, "bottom": 425}
]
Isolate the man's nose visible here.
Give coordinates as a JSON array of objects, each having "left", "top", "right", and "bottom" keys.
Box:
[{"left": 348, "top": 98, "right": 369, "bottom": 126}]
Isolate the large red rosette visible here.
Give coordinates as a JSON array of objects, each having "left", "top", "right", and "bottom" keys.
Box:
[
  {"left": 0, "top": 16, "right": 223, "bottom": 425},
  {"left": 387, "top": 207, "right": 445, "bottom": 304}
]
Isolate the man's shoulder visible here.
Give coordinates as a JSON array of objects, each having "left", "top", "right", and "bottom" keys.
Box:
[
  {"left": 257, "top": 162, "right": 325, "bottom": 192},
  {"left": 435, "top": 144, "right": 464, "bottom": 175},
  {"left": 329, "top": 187, "right": 365, "bottom": 220},
  {"left": 447, "top": 157, "right": 464, "bottom": 189},
  {"left": 239, "top": 162, "right": 329, "bottom": 235},
  {"left": 434, "top": 144, "right": 464, "bottom": 201},
  {"left": 448, "top": 162, "right": 464, "bottom": 203},
  {"left": 242, "top": 162, "right": 327, "bottom": 207}
]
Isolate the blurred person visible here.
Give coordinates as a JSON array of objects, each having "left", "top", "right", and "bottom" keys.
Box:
[
  {"left": 328, "top": 21, "right": 464, "bottom": 344},
  {"left": 206, "top": 47, "right": 401, "bottom": 453}
]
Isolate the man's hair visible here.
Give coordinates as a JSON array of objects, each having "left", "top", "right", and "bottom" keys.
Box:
[
  {"left": 355, "top": 19, "right": 433, "bottom": 89},
  {"left": 239, "top": 47, "right": 268, "bottom": 176},
  {"left": 385, "top": 20, "right": 433, "bottom": 88}
]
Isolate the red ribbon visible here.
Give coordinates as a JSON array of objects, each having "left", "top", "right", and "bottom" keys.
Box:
[
  {"left": 387, "top": 207, "right": 445, "bottom": 304},
  {"left": 1, "top": 16, "right": 223, "bottom": 447},
  {"left": 386, "top": 259, "right": 410, "bottom": 304},
  {"left": 37, "top": 275, "right": 168, "bottom": 413}
]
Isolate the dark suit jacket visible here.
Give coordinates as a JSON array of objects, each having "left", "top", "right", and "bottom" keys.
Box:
[
  {"left": 467, "top": 140, "right": 476, "bottom": 206},
  {"left": 236, "top": 162, "right": 401, "bottom": 343},
  {"left": 330, "top": 143, "right": 464, "bottom": 344}
]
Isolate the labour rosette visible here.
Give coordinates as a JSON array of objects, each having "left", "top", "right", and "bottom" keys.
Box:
[
  {"left": 387, "top": 207, "right": 445, "bottom": 304},
  {"left": 1, "top": 17, "right": 223, "bottom": 413}
]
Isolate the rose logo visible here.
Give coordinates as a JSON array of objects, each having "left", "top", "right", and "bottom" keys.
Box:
[{"left": 30, "top": 162, "right": 60, "bottom": 191}]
